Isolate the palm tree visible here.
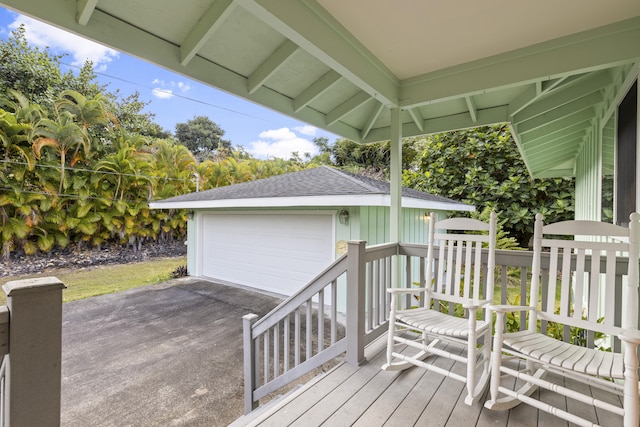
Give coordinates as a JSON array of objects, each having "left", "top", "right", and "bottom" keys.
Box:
[{"left": 32, "top": 110, "right": 90, "bottom": 193}]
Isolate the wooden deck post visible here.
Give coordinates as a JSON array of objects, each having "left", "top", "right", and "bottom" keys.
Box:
[
  {"left": 3, "top": 276, "right": 66, "bottom": 427},
  {"left": 346, "top": 240, "right": 367, "bottom": 366},
  {"left": 242, "top": 313, "right": 259, "bottom": 414}
]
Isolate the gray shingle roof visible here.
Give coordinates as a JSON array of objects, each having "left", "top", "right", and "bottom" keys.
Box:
[{"left": 152, "top": 166, "right": 469, "bottom": 208}]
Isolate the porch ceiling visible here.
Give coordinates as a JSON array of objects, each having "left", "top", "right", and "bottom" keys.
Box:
[{"left": 2, "top": 0, "right": 639, "bottom": 178}]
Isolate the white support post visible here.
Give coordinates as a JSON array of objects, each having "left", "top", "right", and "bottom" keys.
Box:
[
  {"left": 3, "top": 276, "right": 66, "bottom": 427},
  {"left": 389, "top": 107, "right": 402, "bottom": 244},
  {"left": 346, "top": 240, "right": 366, "bottom": 366},
  {"left": 389, "top": 108, "right": 403, "bottom": 291}
]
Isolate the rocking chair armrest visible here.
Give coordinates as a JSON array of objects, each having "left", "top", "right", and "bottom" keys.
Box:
[
  {"left": 461, "top": 298, "right": 490, "bottom": 309},
  {"left": 433, "top": 293, "right": 489, "bottom": 309},
  {"left": 619, "top": 328, "right": 640, "bottom": 345},
  {"left": 386, "top": 287, "right": 427, "bottom": 295},
  {"left": 488, "top": 304, "right": 535, "bottom": 313}
]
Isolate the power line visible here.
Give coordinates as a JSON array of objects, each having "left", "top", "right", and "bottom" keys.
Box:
[{"left": 60, "top": 61, "right": 275, "bottom": 123}]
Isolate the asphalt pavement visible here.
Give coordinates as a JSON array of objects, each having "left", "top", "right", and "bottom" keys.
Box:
[{"left": 61, "top": 277, "right": 283, "bottom": 426}]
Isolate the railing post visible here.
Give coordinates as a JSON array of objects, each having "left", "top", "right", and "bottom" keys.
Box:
[
  {"left": 243, "top": 313, "right": 258, "bottom": 414},
  {"left": 3, "top": 276, "right": 66, "bottom": 427},
  {"left": 346, "top": 240, "right": 366, "bottom": 366}
]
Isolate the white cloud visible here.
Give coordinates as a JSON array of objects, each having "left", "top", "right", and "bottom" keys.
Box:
[
  {"left": 294, "top": 125, "right": 318, "bottom": 137},
  {"left": 10, "top": 14, "right": 119, "bottom": 71},
  {"left": 247, "top": 127, "right": 319, "bottom": 160},
  {"left": 151, "top": 78, "right": 191, "bottom": 100}
]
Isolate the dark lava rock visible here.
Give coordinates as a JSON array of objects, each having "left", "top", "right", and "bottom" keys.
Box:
[{"left": 0, "top": 240, "right": 187, "bottom": 278}]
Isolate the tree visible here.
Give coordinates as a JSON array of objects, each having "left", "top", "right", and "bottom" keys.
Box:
[
  {"left": 403, "top": 125, "right": 575, "bottom": 246},
  {"left": 0, "top": 25, "right": 63, "bottom": 107},
  {"left": 109, "top": 91, "right": 171, "bottom": 139},
  {"left": 32, "top": 110, "right": 90, "bottom": 193},
  {"left": 314, "top": 138, "right": 419, "bottom": 179},
  {"left": 174, "top": 116, "right": 230, "bottom": 157}
]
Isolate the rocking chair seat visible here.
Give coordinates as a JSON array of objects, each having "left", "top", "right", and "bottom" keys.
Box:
[
  {"left": 503, "top": 330, "right": 624, "bottom": 379},
  {"left": 397, "top": 308, "right": 489, "bottom": 338}
]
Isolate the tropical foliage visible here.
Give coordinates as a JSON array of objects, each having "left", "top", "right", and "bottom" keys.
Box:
[
  {"left": 0, "top": 27, "right": 303, "bottom": 261},
  {"left": 403, "top": 126, "right": 575, "bottom": 247}
]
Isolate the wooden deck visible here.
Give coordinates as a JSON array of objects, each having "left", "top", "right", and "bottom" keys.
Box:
[{"left": 234, "top": 336, "right": 624, "bottom": 427}]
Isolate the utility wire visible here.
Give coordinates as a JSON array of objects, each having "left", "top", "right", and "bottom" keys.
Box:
[{"left": 60, "top": 61, "right": 274, "bottom": 123}]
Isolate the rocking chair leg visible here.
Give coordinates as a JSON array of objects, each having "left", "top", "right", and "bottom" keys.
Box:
[{"left": 486, "top": 313, "right": 505, "bottom": 410}]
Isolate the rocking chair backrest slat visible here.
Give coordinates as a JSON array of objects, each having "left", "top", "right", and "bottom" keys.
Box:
[
  {"left": 574, "top": 248, "right": 586, "bottom": 320},
  {"left": 530, "top": 213, "right": 638, "bottom": 340},
  {"left": 429, "top": 212, "right": 497, "bottom": 321},
  {"left": 604, "top": 251, "right": 617, "bottom": 325},
  {"left": 454, "top": 240, "right": 463, "bottom": 296},
  {"left": 473, "top": 240, "right": 482, "bottom": 300}
]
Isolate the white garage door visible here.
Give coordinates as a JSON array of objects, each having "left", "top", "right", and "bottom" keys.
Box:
[{"left": 201, "top": 213, "right": 334, "bottom": 295}]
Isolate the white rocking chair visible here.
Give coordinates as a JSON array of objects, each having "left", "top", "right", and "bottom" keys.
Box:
[
  {"left": 382, "top": 212, "right": 497, "bottom": 405},
  {"left": 485, "top": 213, "right": 640, "bottom": 427}
]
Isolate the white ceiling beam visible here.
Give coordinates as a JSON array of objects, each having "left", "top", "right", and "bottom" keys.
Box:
[
  {"left": 507, "top": 85, "right": 537, "bottom": 118},
  {"left": 517, "top": 109, "right": 594, "bottom": 140},
  {"left": 527, "top": 143, "right": 582, "bottom": 161},
  {"left": 76, "top": 0, "right": 98, "bottom": 25},
  {"left": 528, "top": 145, "right": 581, "bottom": 166},
  {"left": 516, "top": 91, "right": 602, "bottom": 134},
  {"left": 602, "top": 63, "right": 640, "bottom": 122},
  {"left": 238, "top": 0, "right": 399, "bottom": 107},
  {"left": 180, "top": 0, "right": 236, "bottom": 66},
  {"left": 520, "top": 119, "right": 592, "bottom": 145},
  {"left": 247, "top": 39, "right": 299, "bottom": 95},
  {"left": 293, "top": 70, "right": 341, "bottom": 112},
  {"left": 465, "top": 96, "right": 478, "bottom": 123},
  {"left": 360, "top": 102, "right": 385, "bottom": 140},
  {"left": 363, "top": 105, "right": 509, "bottom": 143},
  {"left": 514, "top": 72, "right": 612, "bottom": 123},
  {"left": 325, "top": 91, "right": 371, "bottom": 126},
  {"left": 522, "top": 129, "right": 587, "bottom": 149},
  {"left": 399, "top": 17, "right": 640, "bottom": 109},
  {"left": 508, "top": 76, "right": 576, "bottom": 117},
  {"left": 535, "top": 168, "right": 576, "bottom": 178},
  {"left": 541, "top": 75, "right": 573, "bottom": 93},
  {"left": 406, "top": 107, "right": 424, "bottom": 132}
]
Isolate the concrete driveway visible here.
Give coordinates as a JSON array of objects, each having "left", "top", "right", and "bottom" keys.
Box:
[{"left": 61, "top": 277, "right": 283, "bottom": 426}]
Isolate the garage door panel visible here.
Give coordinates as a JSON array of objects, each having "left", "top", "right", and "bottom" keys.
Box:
[{"left": 201, "top": 214, "right": 333, "bottom": 295}]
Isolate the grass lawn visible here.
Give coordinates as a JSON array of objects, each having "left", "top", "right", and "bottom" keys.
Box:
[{"left": 0, "top": 257, "right": 187, "bottom": 305}]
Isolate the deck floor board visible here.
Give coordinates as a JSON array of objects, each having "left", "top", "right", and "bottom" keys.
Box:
[{"left": 247, "top": 337, "right": 625, "bottom": 427}]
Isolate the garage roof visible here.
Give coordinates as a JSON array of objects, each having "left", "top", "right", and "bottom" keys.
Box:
[
  {"left": 149, "top": 166, "right": 473, "bottom": 211},
  {"left": 3, "top": 0, "right": 639, "bottom": 178}
]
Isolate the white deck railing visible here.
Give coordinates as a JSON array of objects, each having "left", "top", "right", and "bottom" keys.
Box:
[{"left": 242, "top": 242, "right": 633, "bottom": 413}]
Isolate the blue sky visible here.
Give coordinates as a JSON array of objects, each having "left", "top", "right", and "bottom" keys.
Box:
[{"left": 0, "top": 8, "right": 339, "bottom": 159}]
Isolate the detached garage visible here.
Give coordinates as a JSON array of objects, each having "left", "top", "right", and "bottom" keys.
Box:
[
  {"left": 150, "top": 166, "right": 472, "bottom": 296},
  {"left": 201, "top": 213, "right": 333, "bottom": 295}
]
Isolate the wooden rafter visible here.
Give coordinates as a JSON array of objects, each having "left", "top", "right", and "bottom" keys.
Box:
[
  {"left": 180, "top": 0, "right": 236, "bottom": 66},
  {"left": 325, "top": 91, "right": 371, "bottom": 126},
  {"left": 360, "top": 102, "right": 385, "bottom": 140},
  {"left": 465, "top": 96, "right": 478, "bottom": 122},
  {"left": 293, "top": 70, "right": 341, "bottom": 113},
  {"left": 514, "top": 72, "right": 611, "bottom": 123},
  {"left": 407, "top": 107, "right": 424, "bottom": 132},
  {"left": 76, "top": 0, "right": 98, "bottom": 25},
  {"left": 517, "top": 92, "right": 601, "bottom": 134},
  {"left": 247, "top": 39, "right": 299, "bottom": 95}
]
